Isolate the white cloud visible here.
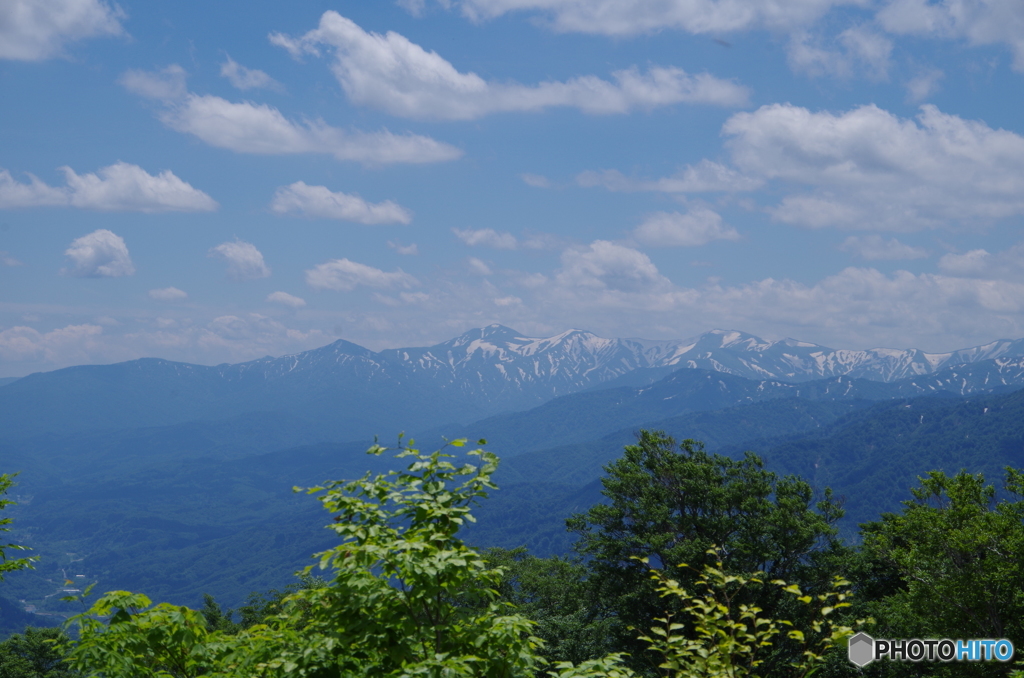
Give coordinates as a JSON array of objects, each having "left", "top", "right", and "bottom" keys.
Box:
[
  {"left": 633, "top": 209, "right": 740, "bottom": 247},
  {"left": 388, "top": 240, "right": 419, "bottom": 255},
  {"left": 840, "top": 235, "right": 929, "bottom": 260},
  {"left": 453, "top": 227, "right": 518, "bottom": 249},
  {"left": 305, "top": 259, "right": 418, "bottom": 291},
  {"left": 721, "top": 103, "right": 1024, "bottom": 230},
  {"left": 159, "top": 93, "right": 462, "bottom": 165},
  {"left": 905, "top": 68, "right": 944, "bottom": 103},
  {"left": 450, "top": 0, "right": 856, "bottom": 35},
  {"left": 0, "top": 251, "right": 23, "bottom": 266},
  {"left": 0, "top": 323, "right": 103, "bottom": 362},
  {"left": 0, "top": 169, "right": 72, "bottom": 207},
  {"left": 669, "top": 267, "right": 1024, "bottom": 348},
  {"left": 63, "top": 162, "right": 218, "bottom": 212},
  {"left": 220, "top": 55, "right": 283, "bottom": 91},
  {"left": 520, "top": 173, "right": 551, "bottom": 188},
  {"left": 441, "top": 0, "right": 1024, "bottom": 80},
  {"left": 267, "top": 291, "right": 307, "bottom": 307},
  {"left": 270, "top": 11, "right": 749, "bottom": 120},
  {"left": 938, "top": 243, "right": 1024, "bottom": 281},
  {"left": 576, "top": 160, "right": 763, "bottom": 193},
  {"left": 467, "top": 257, "right": 493, "bottom": 275},
  {"left": 0, "top": 316, "right": 333, "bottom": 374},
  {"left": 839, "top": 26, "right": 893, "bottom": 79},
  {"left": 62, "top": 229, "right": 135, "bottom": 278},
  {"left": 209, "top": 239, "right": 271, "bottom": 281},
  {"left": 878, "top": 0, "right": 1024, "bottom": 72},
  {"left": 556, "top": 241, "right": 671, "bottom": 293},
  {"left": 787, "top": 27, "right": 893, "bottom": 80},
  {"left": 149, "top": 287, "right": 188, "bottom": 301},
  {"left": 0, "top": 0, "right": 124, "bottom": 61},
  {"left": 522, "top": 255, "right": 1024, "bottom": 349},
  {"left": 398, "top": 0, "right": 428, "bottom": 17},
  {"left": 269, "top": 182, "right": 412, "bottom": 224},
  {"left": 0, "top": 162, "right": 217, "bottom": 212},
  {"left": 119, "top": 65, "right": 187, "bottom": 101}
]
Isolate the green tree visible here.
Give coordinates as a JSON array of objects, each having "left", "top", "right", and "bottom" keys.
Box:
[
  {"left": 0, "top": 627, "right": 78, "bottom": 678},
  {"left": 484, "top": 548, "right": 616, "bottom": 668},
  {"left": 1, "top": 474, "right": 33, "bottom": 581},
  {"left": 67, "top": 591, "right": 213, "bottom": 678},
  {"left": 66, "top": 440, "right": 551, "bottom": 678},
  {"left": 567, "top": 431, "right": 845, "bottom": 670},
  {"left": 859, "top": 468, "right": 1024, "bottom": 677},
  {"left": 637, "top": 551, "right": 859, "bottom": 678}
]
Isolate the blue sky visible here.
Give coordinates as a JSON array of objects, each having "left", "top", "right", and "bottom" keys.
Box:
[{"left": 2, "top": 0, "right": 1024, "bottom": 377}]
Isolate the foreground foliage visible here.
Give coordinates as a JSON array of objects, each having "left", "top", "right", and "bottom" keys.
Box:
[
  {"left": 6, "top": 429, "right": 1023, "bottom": 677},
  {"left": 55, "top": 437, "right": 858, "bottom": 678},
  {"left": 639, "top": 555, "right": 859, "bottom": 678},
  {"left": 0, "top": 474, "right": 33, "bottom": 582}
]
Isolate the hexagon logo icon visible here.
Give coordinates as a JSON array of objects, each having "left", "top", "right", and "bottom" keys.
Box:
[{"left": 848, "top": 632, "right": 875, "bottom": 667}]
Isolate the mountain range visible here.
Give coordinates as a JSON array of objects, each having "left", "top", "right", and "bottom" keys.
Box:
[{"left": 5, "top": 324, "right": 1024, "bottom": 441}]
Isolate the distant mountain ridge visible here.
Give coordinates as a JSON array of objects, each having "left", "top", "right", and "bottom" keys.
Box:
[
  {"left": 4, "top": 324, "right": 1024, "bottom": 439},
  {"left": 649, "top": 329, "right": 1024, "bottom": 383}
]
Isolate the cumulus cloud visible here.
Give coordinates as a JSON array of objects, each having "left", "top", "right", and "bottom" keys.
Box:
[
  {"left": 654, "top": 267, "right": 1024, "bottom": 348},
  {"left": 938, "top": 243, "right": 1024, "bottom": 281},
  {"left": 120, "top": 66, "right": 462, "bottom": 165},
  {"left": 518, "top": 253, "right": 1024, "bottom": 349},
  {"left": 0, "top": 0, "right": 124, "bottom": 61},
  {"left": 149, "top": 287, "right": 188, "bottom": 301},
  {"left": 0, "top": 162, "right": 218, "bottom": 212},
  {"left": 787, "top": 27, "right": 893, "bottom": 80},
  {"left": 453, "top": 228, "right": 518, "bottom": 249},
  {"left": 209, "top": 239, "right": 271, "bottom": 281},
  {"left": 720, "top": 103, "right": 1024, "bottom": 230},
  {"left": 270, "top": 182, "right": 412, "bottom": 224},
  {"left": 388, "top": 240, "right": 419, "bottom": 255},
  {"left": 306, "top": 258, "right": 418, "bottom": 291},
  {"left": 556, "top": 241, "right": 671, "bottom": 293},
  {"left": 632, "top": 209, "right": 740, "bottom": 247},
  {"left": 220, "top": 55, "right": 283, "bottom": 91},
  {"left": 0, "top": 323, "right": 103, "bottom": 362},
  {"left": 161, "top": 93, "right": 461, "bottom": 165},
  {"left": 266, "top": 291, "right": 307, "bottom": 307},
  {"left": 840, "top": 235, "right": 928, "bottom": 260},
  {"left": 878, "top": 0, "right": 1024, "bottom": 72},
  {"left": 62, "top": 229, "right": 134, "bottom": 278},
  {"left": 576, "top": 160, "right": 763, "bottom": 193},
  {"left": 438, "top": 0, "right": 1024, "bottom": 80},
  {"left": 270, "top": 11, "right": 749, "bottom": 120}
]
